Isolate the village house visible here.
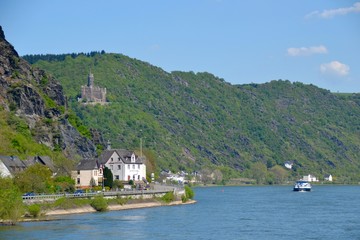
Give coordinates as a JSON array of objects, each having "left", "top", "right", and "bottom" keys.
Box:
[
  {"left": 324, "top": 174, "right": 333, "bottom": 182},
  {"left": 0, "top": 155, "right": 55, "bottom": 178},
  {"left": 71, "top": 159, "right": 103, "bottom": 188},
  {"left": 284, "top": 161, "right": 293, "bottom": 170},
  {"left": 302, "top": 174, "right": 319, "bottom": 182},
  {"left": 99, "top": 147, "right": 146, "bottom": 182}
]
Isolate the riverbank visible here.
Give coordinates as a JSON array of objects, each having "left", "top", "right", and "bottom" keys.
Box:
[
  {"left": 44, "top": 199, "right": 196, "bottom": 217},
  {"left": 1, "top": 199, "right": 196, "bottom": 224}
]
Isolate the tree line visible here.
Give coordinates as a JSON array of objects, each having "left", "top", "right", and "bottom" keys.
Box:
[{"left": 22, "top": 50, "right": 106, "bottom": 64}]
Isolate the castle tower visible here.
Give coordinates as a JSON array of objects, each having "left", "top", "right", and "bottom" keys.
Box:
[
  {"left": 80, "top": 71, "right": 107, "bottom": 104},
  {"left": 88, "top": 72, "right": 94, "bottom": 87}
]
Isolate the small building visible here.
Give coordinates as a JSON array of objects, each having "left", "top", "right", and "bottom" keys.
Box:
[
  {"left": 0, "top": 155, "right": 55, "bottom": 178},
  {"left": 99, "top": 147, "right": 146, "bottom": 182},
  {"left": 324, "top": 174, "right": 333, "bottom": 182},
  {"left": 302, "top": 174, "right": 318, "bottom": 182},
  {"left": 71, "top": 159, "right": 103, "bottom": 188},
  {"left": 0, "top": 156, "right": 26, "bottom": 177},
  {"left": 284, "top": 161, "right": 293, "bottom": 169}
]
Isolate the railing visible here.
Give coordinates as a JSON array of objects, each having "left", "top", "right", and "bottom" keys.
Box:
[{"left": 22, "top": 185, "right": 183, "bottom": 202}]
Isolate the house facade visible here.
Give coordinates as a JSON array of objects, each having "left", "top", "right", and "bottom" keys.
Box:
[
  {"left": 99, "top": 149, "right": 146, "bottom": 182},
  {"left": 303, "top": 174, "right": 318, "bottom": 182},
  {"left": 71, "top": 159, "right": 103, "bottom": 188},
  {"left": 324, "top": 174, "right": 333, "bottom": 182}
]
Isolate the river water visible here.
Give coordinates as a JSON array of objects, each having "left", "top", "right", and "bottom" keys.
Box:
[{"left": 1, "top": 185, "right": 360, "bottom": 240}]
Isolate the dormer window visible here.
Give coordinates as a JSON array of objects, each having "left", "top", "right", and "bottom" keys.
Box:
[{"left": 131, "top": 153, "right": 136, "bottom": 163}]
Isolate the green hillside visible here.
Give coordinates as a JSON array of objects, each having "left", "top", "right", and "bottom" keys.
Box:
[{"left": 25, "top": 53, "right": 360, "bottom": 183}]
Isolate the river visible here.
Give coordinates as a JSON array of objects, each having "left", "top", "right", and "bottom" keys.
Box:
[{"left": 1, "top": 185, "right": 360, "bottom": 239}]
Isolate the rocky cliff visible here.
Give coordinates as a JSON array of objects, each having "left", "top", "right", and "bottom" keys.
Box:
[{"left": 0, "top": 26, "right": 97, "bottom": 160}]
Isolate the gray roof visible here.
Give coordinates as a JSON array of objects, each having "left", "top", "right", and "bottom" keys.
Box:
[
  {"left": 0, "top": 155, "right": 26, "bottom": 175},
  {"left": 24, "top": 156, "right": 55, "bottom": 171},
  {"left": 76, "top": 158, "right": 100, "bottom": 170},
  {"left": 0, "top": 155, "right": 56, "bottom": 175},
  {"left": 99, "top": 149, "right": 144, "bottom": 165}
]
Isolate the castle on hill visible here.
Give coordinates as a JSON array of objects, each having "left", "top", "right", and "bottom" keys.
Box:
[{"left": 78, "top": 72, "right": 107, "bottom": 104}]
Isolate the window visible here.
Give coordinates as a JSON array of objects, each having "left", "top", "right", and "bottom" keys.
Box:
[
  {"left": 138, "top": 175, "right": 140, "bottom": 180},
  {"left": 138, "top": 165, "right": 140, "bottom": 169},
  {"left": 110, "top": 165, "right": 113, "bottom": 170},
  {"left": 94, "top": 170, "right": 98, "bottom": 176},
  {"left": 111, "top": 157, "right": 113, "bottom": 161},
  {"left": 77, "top": 170, "right": 80, "bottom": 175},
  {"left": 132, "top": 164, "right": 135, "bottom": 169},
  {"left": 127, "top": 165, "right": 130, "bottom": 169},
  {"left": 115, "top": 175, "right": 119, "bottom": 180},
  {"left": 118, "top": 165, "right": 121, "bottom": 170},
  {"left": 77, "top": 178, "right": 80, "bottom": 184}
]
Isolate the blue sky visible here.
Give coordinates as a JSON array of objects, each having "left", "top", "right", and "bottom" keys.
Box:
[{"left": 1, "top": 0, "right": 359, "bottom": 93}]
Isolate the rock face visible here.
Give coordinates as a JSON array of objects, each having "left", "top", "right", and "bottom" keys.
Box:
[{"left": 0, "top": 26, "right": 97, "bottom": 159}]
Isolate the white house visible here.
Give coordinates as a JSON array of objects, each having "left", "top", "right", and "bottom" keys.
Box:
[
  {"left": 324, "top": 174, "right": 333, "bottom": 182},
  {"left": 99, "top": 149, "right": 146, "bottom": 182},
  {"left": 284, "top": 161, "right": 293, "bottom": 169},
  {"left": 302, "top": 174, "right": 318, "bottom": 182},
  {"left": 71, "top": 159, "right": 103, "bottom": 188}
]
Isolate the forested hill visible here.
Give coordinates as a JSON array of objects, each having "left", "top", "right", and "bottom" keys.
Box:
[{"left": 24, "top": 53, "right": 360, "bottom": 183}]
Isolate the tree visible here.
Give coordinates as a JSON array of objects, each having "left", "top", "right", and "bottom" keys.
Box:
[
  {"left": 103, "top": 167, "right": 113, "bottom": 189},
  {"left": 0, "top": 177, "right": 24, "bottom": 224},
  {"left": 213, "top": 169, "right": 223, "bottom": 184},
  {"left": 112, "top": 180, "right": 124, "bottom": 190},
  {"left": 250, "top": 162, "right": 267, "bottom": 184},
  {"left": 54, "top": 175, "right": 75, "bottom": 193},
  {"left": 200, "top": 168, "right": 213, "bottom": 185},
  {"left": 269, "top": 165, "right": 289, "bottom": 184},
  {"left": 90, "top": 177, "right": 96, "bottom": 188},
  {"left": 14, "top": 164, "right": 53, "bottom": 193}
]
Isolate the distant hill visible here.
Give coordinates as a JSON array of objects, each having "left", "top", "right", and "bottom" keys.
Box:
[{"left": 23, "top": 52, "right": 360, "bottom": 183}]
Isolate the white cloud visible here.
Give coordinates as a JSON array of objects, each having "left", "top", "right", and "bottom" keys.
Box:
[
  {"left": 320, "top": 61, "right": 350, "bottom": 76},
  {"left": 306, "top": 2, "right": 360, "bottom": 19},
  {"left": 287, "top": 45, "right": 328, "bottom": 56}
]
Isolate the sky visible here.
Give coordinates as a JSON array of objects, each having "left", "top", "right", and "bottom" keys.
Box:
[{"left": 1, "top": 0, "right": 360, "bottom": 93}]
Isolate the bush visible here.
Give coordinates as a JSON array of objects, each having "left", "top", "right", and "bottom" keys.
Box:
[
  {"left": 90, "top": 196, "right": 108, "bottom": 212},
  {"left": 161, "top": 191, "right": 175, "bottom": 203},
  {"left": 184, "top": 185, "right": 194, "bottom": 199},
  {"left": 28, "top": 204, "right": 41, "bottom": 218},
  {"left": 181, "top": 194, "right": 187, "bottom": 203}
]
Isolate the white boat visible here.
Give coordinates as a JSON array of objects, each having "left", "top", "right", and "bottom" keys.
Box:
[{"left": 293, "top": 180, "right": 311, "bottom": 192}]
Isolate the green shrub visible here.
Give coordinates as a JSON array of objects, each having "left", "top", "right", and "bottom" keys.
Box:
[
  {"left": 184, "top": 185, "right": 194, "bottom": 199},
  {"left": 181, "top": 194, "right": 187, "bottom": 203},
  {"left": 28, "top": 204, "right": 41, "bottom": 218},
  {"left": 161, "top": 191, "right": 175, "bottom": 203},
  {"left": 53, "top": 197, "right": 90, "bottom": 209},
  {"left": 90, "top": 196, "right": 108, "bottom": 212}
]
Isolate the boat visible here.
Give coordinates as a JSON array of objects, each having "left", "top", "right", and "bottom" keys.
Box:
[{"left": 293, "top": 180, "right": 311, "bottom": 192}]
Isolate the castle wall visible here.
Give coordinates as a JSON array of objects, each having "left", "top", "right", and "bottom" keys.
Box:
[{"left": 80, "top": 73, "right": 107, "bottom": 103}]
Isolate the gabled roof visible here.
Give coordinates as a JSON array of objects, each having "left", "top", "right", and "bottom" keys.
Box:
[
  {"left": 76, "top": 158, "right": 100, "bottom": 170},
  {"left": 24, "top": 156, "right": 55, "bottom": 171},
  {"left": 0, "top": 155, "right": 26, "bottom": 175},
  {"left": 99, "top": 149, "right": 118, "bottom": 165},
  {"left": 99, "top": 149, "right": 144, "bottom": 164}
]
